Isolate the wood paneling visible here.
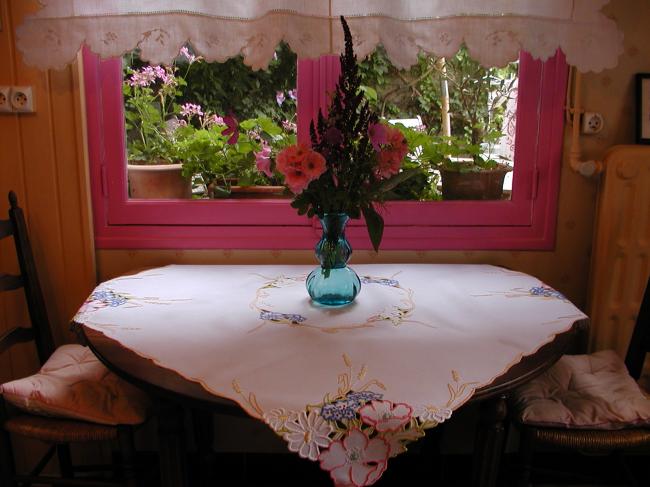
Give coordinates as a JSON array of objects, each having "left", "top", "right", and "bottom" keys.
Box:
[{"left": 0, "top": 0, "right": 95, "bottom": 384}]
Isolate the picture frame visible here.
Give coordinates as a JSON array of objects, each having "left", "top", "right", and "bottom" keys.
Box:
[{"left": 635, "top": 73, "right": 650, "bottom": 144}]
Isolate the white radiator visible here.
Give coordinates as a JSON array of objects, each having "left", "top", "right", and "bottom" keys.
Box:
[{"left": 587, "top": 145, "right": 650, "bottom": 356}]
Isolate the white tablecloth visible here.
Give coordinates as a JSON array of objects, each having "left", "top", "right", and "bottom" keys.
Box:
[{"left": 74, "top": 264, "right": 586, "bottom": 487}]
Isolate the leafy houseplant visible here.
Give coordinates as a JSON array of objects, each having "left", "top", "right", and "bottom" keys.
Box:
[
  {"left": 419, "top": 131, "right": 512, "bottom": 200},
  {"left": 271, "top": 17, "right": 416, "bottom": 306},
  {"left": 123, "top": 48, "right": 197, "bottom": 198},
  {"left": 174, "top": 112, "right": 295, "bottom": 198}
]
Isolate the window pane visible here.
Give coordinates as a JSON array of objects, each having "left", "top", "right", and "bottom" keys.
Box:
[
  {"left": 122, "top": 44, "right": 297, "bottom": 199},
  {"left": 358, "top": 46, "right": 519, "bottom": 201}
]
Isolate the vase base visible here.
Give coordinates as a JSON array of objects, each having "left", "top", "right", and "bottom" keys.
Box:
[{"left": 306, "top": 267, "right": 361, "bottom": 307}]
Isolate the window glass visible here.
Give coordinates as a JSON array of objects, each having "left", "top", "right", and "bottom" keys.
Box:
[
  {"left": 358, "top": 46, "right": 519, "bottom": 201},
  {"left": 122, "top": 44, "right": 297, "bottom": 199}
]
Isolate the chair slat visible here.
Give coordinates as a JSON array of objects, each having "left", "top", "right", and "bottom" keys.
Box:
[
  {"left": 0, "top": 326, "right": 35, "bottom": 355},
  {"left": 0, "top": 274, "right": 23, "bottom": 291},
  {"left": 0, "top": 219, "right": 12, "bottom": 239}
]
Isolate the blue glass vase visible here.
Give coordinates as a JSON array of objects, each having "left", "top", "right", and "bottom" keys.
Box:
[{"left": 307, "top": 213, "right": 361, "bottom": 306}]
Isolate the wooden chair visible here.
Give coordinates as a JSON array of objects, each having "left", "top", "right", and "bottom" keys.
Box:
[
  {"left": 0, "top": 191, "right": 143, "bottom": 486},
  {"left": 512, "top": 276, "right": 650, "bottom": 486}
]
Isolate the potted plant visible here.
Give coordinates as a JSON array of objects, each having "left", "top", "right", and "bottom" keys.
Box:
[
  {"left": 420, "top": 131, "right": 512, "bottom": 200},
  {"left": 174, "top": 113, "right": 294, "bottom": 198},
  {"left": 123, "top": 49, "right": 198, "bottom": 198}
]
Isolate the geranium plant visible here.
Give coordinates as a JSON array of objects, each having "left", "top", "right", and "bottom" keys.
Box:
[
  {"left": 123, "top": 47, "right": 201, "bottom": 164},
  {"left": 274, "top": 17, "right": 415, "bottom": 251}
]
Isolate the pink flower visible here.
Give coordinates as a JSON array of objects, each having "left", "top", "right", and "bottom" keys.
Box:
[
  {"left": 281, "top": 120, "right": 297, "bottom": 133},
  {"left": 368, "top": 123, "right": 388, "bottom": 152},
  {"left": 179, "top": 46, "right": 196, "bottom": 63},
  {"left": 222, "top": 114, "right": 239, "bottom": 145},
  {"left": 318, "top": 428, "right": 390, "bottom": 487},
  {"left": 276, "top": 145, "right": 327, "bottom": 194},
  {"left": 204, "top": 114, "right": 224, "bottom": 127},
  {"left": 276, "top": 91, "right": 286, "bottom": 106},
  {"left": 255, "top": 144, "right": 273, "bottom": 178},
  {"left": 359, "top": 400, "right": 413, "bottom": 433},
  {"left": 180, "top": 103, "right": 203, "bottom": 118},
  {"left": 288, "top": 89, "right": 298, "bottom": 101},
  {"left": 374, "top": 127, "right": 408, "bottom": 179}
]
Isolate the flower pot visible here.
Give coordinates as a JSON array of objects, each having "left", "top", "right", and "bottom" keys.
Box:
[
  {"left": 127, "top": 163, "right": 191, "bottom": 199},
  {"left": 440, "top": 165, "right": 511, "bottom": 200}
]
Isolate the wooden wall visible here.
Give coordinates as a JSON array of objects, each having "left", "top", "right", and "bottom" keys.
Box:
[{"left": 0, "top": 0, "right": 95, "bottom": 384}]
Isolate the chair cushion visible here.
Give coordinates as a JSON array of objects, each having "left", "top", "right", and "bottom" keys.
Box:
[
  {"left": 0, "top": 344, "right": 149, "bottom": 426},
  {"left": 513, "top": 350, "right": 650, "bottom": 430}
]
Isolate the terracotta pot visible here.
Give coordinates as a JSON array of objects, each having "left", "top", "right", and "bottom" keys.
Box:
[
  {"left": 440, "top": 165, "right": 511, "bottom": 200},
  {"left": 127, "top": 163, "right": 192, "bottom": 199}
]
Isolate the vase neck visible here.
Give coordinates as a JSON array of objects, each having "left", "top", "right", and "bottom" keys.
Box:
[{"left": 320, "top": 213, "right": 349, "bottom": 240}]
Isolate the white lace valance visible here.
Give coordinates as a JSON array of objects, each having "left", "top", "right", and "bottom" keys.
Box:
[{"left": 17, "top": 0, "right": 623, "bottom": 72}]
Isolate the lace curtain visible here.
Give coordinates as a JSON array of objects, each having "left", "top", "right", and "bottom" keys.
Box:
[{"left": 17, "top": 0, "right": 622, "bottom": 72}]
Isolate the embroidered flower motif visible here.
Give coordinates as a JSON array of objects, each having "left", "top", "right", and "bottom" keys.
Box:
[
  {"left": 346, "top": 391, "right": 383, "bottom": 404},
  {"left": 264, "top": 408, "right": 298, "bottom": 432},
  {"left": 321, "top": 400, "right": 357, "bottom": 422},
  {"left": 359, "top": 400, "right": 412, "bottom": 433},
  {"left": 414, "top": 406, "right": 452, "bottom": 424},
  {"left": 90, "top": 288, "right": 128, "bottom": 307},
  {"left": 383, "top": 427, "right": 425, "bottom": 457},
  {"left": 283, "top": 410, "right": 333, "bottom": 461},
  {"left": 319, "top": 428, "right": 390, "bottom": 487},
  {"left": 529, "top": 286, "right": 566, "bottom": 300},
  {"left": 360, "top": 277, "right": 399, "bottom": 287},
  {"left": 259, "top": 311, "right": 306, "bottom": 324}
]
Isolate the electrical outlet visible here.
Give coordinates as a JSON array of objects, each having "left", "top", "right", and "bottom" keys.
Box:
[
  {"left": 0, "top": 86, "right": 11, "bottom": 112},
  {"left": 10, "top": 86, "right": 35, "bottom": 113},
  {"left": 582, "top": 112, "right": 604, "bottom": 134}
]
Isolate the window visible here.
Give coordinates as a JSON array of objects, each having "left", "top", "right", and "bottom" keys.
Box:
[{"left": 83, "top": 48, "right": 568, "bottom": 250}]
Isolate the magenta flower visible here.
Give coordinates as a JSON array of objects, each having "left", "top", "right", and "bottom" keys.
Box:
[
  {"left": 276, "top": 91, "right": 286, "bottom": 106},
  {"left": 255, "top": 144, "right": 273, "bottom": 178},
  {"left": 179, "top": 46, "right": 196, "bottom": 63},
  {"left": 368, "top": 123, "right": 388, "bottom": 152},
  {"left": 222, "top": 114, "right": 239, "bottom": 145},
  {"left": 288, "top": 89, "right": 298, "bottom": 101},
  {"left": 318, "top": 428, "right": 390, "bottom": 487},
  {"left": 359, "top": 400, "right": 412, "bottom": 433},
  {"left": 204, "top": 114, "right": 224, "bottom": 127}
]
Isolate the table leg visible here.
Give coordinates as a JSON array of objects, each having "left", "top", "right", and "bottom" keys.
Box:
[
  {"left": 192, "top": 409, "right": 217, "bottom": 486},
  {"left": 472, "top": 394, "right": 508, "bottom": 487},
  {"left": 158, "top": 402, "right": 189, "bottom": 487}
]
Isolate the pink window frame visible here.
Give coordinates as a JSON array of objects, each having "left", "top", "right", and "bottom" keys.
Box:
[{"left": 83, "top": 48, "right": 568, "bottom": 250}]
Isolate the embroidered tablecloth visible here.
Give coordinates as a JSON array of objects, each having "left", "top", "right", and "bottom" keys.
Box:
[{"left": 74, "top": 264, "right": 586, "bottom": 487}]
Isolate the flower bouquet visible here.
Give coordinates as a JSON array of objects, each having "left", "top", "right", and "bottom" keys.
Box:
[{"left": 273, "top": 17, "right": 415, "bottom": 305}]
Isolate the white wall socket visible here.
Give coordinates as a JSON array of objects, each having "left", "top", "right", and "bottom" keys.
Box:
[
  {"left": 582, "top": 112, "right": 604, "bottom": 134},
  {"left": 0, "top": 86, "right": 11, "bottom": 112},
  {"left": 10, "top": 86, "right": 35, "bottom": 113}
]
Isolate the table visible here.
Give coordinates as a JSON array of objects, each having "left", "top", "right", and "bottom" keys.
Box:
[{"left": 71, "top": 264, "right": 587, "bottom": 487}]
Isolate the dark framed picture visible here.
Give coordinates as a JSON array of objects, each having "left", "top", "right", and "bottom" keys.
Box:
[{"left": 636, "top": 73, "right": 650, "bottom": 144}]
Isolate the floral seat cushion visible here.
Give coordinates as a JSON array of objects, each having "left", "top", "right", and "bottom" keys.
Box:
[
  {"left": 1, "top": 344, "right": 149, "bottom": 425},
  {"left": 513, "top": 350, "right": 650, "bottom": 429}
]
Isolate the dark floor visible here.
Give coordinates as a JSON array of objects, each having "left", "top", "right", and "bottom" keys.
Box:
[{"left": 166, "top": 450, "right": 649, "bottom": 487}]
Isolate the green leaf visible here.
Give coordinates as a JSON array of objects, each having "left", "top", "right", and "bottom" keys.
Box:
[
  {"left": 362, "top": 205, "right": 384, "bottom": 253},
  {"left": 375, "top": 168, "right": 421, "bottom": 193}
]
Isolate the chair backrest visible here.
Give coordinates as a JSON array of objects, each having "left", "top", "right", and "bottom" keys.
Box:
[
  {"left": 0, "top": 191, "right": 55, "bottom": 365},
  {"left": 625, "top": 276, "right": 650, "bottom": 380}
]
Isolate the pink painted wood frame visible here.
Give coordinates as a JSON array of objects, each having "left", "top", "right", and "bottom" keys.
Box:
[{"left": 84, "top": 48, "right": 567, "bottom": 250}]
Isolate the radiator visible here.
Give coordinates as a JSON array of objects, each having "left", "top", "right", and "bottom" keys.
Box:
[{"left": 587, "top": 145, "right": 650, "bottom": 356}]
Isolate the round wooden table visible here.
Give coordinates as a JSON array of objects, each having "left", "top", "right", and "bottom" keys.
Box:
[{"left": 73, "top": 317, "right": 588, "bottom": 487}]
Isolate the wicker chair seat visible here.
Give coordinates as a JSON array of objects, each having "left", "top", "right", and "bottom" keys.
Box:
[
  {"left": 4, "top": 414, "right": 118, "bottom": 443},
  {"left": 528, "top": 425, "right": 650, "bottom": 451}
]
